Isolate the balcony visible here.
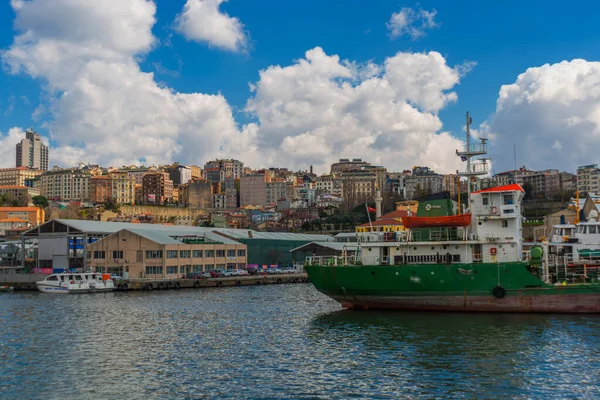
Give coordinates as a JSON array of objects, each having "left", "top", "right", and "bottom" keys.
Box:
[{"left": 456, "top": 141, "right": 488, "bottom": 157}]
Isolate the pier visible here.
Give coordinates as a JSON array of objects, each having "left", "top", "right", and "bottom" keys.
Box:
[{"left": 0, "top": 269, "right": 310, "bottom": 291}]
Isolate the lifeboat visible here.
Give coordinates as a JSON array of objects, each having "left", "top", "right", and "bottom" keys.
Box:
[{"left": 402, "top": 214, "right": 472, "bottom": 229}]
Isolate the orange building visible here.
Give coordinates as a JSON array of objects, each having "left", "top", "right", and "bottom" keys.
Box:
[{"left": 0, "top": 207, "right": 45, "bottom": 226}]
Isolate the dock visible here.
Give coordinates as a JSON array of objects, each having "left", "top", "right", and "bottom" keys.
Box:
[{"left": 0, "top": 271, "right": 311, "bottom": 291}]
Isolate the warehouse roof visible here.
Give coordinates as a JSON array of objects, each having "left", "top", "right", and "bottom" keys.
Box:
[{"left": 23, "top": 219, "right": 332, "bottom": 242}]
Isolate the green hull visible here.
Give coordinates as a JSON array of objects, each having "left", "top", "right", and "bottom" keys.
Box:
[{"left": 305, "top": 262, "right": 600, "bottom": 313}]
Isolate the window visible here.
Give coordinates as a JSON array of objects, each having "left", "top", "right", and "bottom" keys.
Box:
[
  {"left": 136, "top": 250, "right": 143, "bottom": 262},
  {"left": 145, "top": 250, "right": 163, "bottom": 259},
  {"left": 166, "top": 266, "right": 178, "bottom": 275},
  {"left": 145, "top": 266, "right": 163, "bottom": 275},
  {"left": 112, "top": 250, "right": 123, "bottom": 259},
  {"left": 180, "top": 250, "right": 191, "bottom": 258},
  {"left": 205, "top": 250, "right": 214, "bottom": 258},
  {"left": 94, "top": 251, "right": 105, "bottom": 259},
  {"left": 167, "top": 250, "right": 178, "bottom": 259},
  {"left": 216, "top": 264, "right": 225, "bottom": 269},
  {"left": 47, "top": 275, "right": 58, "bottom": 281},
  {"left": 589, "top": 225, "right": 597, "bottom": 234},
  {"left": 237, "top": 263, "right": 246, "bottom": 269},
  {"left": 95, "top": 267, "right": 105, "bottom": 273},
  {"left": 216, "top": 250, "right": 225, "bottom": 258},
  {"left": 192, "top": 250, "right": 203, "bottom": 258},
  {"left": 482, "top": 197, "right": 488, "bottom": 206},
  {"left": 227, "top": 263, "right": 236, "bottom": 270},
  {"left": 227, "top": 250, "right": 236, "bottom": 258},
  {"left": 502, "top": 220, "right": 508, "bottom": 228},
  {"left": 503, "top": 195, "right": 513, "bottom": 205}
]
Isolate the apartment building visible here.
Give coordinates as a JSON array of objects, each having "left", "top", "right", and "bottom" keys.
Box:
[
  {"left": 89, "top": 176, "right": 112, "bottom": 204},
  {"left": 0, "top": 207, "right": 45, "bottom": 226},
  {"left": 0, "top": 167, "right": 43, "bottom": 187},
  {"left": 266, "top": 182, "right": 288, "bottom": 205},
  {"left": 165, "top": 163, "right": 192, "bottom": 185},
  {"left": 16, "top": 129, "right": 49, "bottom": 171},
  {"left": 403, "top": 167, "right": 444, "bottom": 200},
  {"left": 204, "top": 159, "right": 244, "bottom": 183},
  {"left": 577, "top": 164, "right": 600, "bottom": 193},
  {"left": 240, "top": 174, "right": 267, "bottom": 206},
  {"left": 340, "top": 171, "right": 377, "bottom": 206},
  {"left": 110, "top": 171, "right": 135, "bottom": 205},
  {"left": 315, "top": 175, "right": 344, "bottom": 197},
  {"left": 39, "top": 167, "right": 91, "bottom": 201},
  {"left": 142, "top": 172, "right": 173, "bottom": 204},
  {"left": 330, "top": 158, "right": 370, "bottom": 175}
]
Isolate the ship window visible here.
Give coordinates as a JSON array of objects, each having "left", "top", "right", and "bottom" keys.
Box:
[
  {"left": 47, "top": 275, "right": 58, "bottom": 281},
  {"left": 589, "top": 225, "right": 597, "bottom": 234},
  {"left": 482, "top": 197, "right": 489, "bottom": 205},
  {"left": 503, "top": 195, "right": 513, "bottom": 205},
  {"left": 502, "top": 220, "right": 508, "bottom": 228}
]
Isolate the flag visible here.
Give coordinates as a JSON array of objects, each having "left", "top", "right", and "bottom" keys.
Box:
[
  {"left": 460, "top": 155, "right": 468, "bottom": 162},
  {"left": 366, "top": 206, "right": 376, "bottom": 213}
]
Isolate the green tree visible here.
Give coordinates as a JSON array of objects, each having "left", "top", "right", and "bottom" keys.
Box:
[
  {"left": 32, "top": 195, "right": 49, "bottom": 208},
  {"left": 301, "top": 221, "right": 311, "bottom": 231}
]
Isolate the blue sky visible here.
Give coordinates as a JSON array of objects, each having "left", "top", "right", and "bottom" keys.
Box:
[{"left": 1, "top": 0, "right": 600, "bottom": 173}]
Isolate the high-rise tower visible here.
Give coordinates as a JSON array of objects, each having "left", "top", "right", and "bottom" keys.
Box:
[{"left": 16, "top": 128, "right": 49, "bottom": 171}]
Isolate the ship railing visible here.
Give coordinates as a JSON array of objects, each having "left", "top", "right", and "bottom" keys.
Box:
[
  {"left": 412, "top": 228, "right": 465, "bottom": 242},
  {"left": 357, "top": 231, "right": 408, "bottom": 244},
  {"left": 305, "top": 255, "right": 362, "bottom": 267}
]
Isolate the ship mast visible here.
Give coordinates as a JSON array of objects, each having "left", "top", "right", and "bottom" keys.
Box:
[{"left": 456, "top": 112, "right": 488, "bottom": 210}]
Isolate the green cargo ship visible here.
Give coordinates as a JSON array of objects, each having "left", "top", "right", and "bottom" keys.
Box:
[{"left": 305, "top": 114, "right": 600, "bottom": 313}]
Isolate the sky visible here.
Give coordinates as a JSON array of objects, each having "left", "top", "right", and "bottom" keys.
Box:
[{"left": 1, "top": 0, "right": 600, "bottom": 175}]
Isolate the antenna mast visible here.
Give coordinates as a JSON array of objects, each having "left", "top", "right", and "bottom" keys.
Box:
[{"left": 456, "top": 112, "right": 488, "bottom": 208}]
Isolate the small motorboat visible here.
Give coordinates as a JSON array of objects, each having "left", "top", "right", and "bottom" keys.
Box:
[
  {"left": 82, "top": 273, "right": 115, "bottom": 292},
  {"left": 402, "top": 213, "right": 472, "bottom": 229},
  {"left": 36, "top": 273, "right": 91, "bottom": 294},
  {"left": 0, "top": 285, "right": 13, "bottom": 292}
]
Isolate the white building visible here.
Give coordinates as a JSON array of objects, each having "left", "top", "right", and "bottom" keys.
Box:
[{"left": 16, "top": 129, "right": 49, "bottom": 171}]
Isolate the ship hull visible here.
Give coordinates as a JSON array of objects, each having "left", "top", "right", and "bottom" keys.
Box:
[{"left": 305, "top": 263, "right": 600, "bottom": 313}]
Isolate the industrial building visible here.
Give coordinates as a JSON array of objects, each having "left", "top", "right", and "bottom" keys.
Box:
[{"left": 22, "top": 219, "right": 332, "bottom": 273}]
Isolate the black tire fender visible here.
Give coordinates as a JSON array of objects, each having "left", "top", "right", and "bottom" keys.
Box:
[{"left": 492, "top": 285, "right": 507, "bottom": 299}]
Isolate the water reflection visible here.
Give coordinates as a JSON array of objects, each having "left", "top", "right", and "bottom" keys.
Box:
[{"left": 0, "top": 287, "right": 599, "bottom": 399}]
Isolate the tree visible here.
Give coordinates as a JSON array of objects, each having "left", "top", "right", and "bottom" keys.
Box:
[
  {"left": 301, "top": 221, "right": 311, "bottom": 231},
  {"left": 32, "top": 195, "right": 49, "bottom": 208}
]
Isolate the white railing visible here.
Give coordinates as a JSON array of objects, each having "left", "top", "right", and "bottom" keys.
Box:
[{"left": 305, "top": 256, "right": 362, "bottom": 267}]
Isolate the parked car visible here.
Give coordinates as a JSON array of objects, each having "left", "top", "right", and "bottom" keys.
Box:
[
  {"left": 209, "top": 269, "right": 226, "bottom": 278},
  {"left": 185, "top": 272, "right": 205, "bottom": 280}
]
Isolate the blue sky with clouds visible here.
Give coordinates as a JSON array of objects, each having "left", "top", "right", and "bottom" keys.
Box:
[{"left": 1, "top": 0, "right": 600, "bottom": 174}]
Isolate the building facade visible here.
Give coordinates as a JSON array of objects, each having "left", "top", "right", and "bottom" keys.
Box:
[
  {"left": 0, "top": 207, "right": 45, "bottom": 226},
  {"left": 16, "top": 129, "right": 49, "bottom": 171},
  {"left": 403, "top": 167, "right": 444, "bottom": 200},
  {"left": 166, "top": 164, "right": 192, "bottom": 185},
  {"left": 266, "top": 182, "right": 288, "bottom": 205},
  {"left": 110, "top": 171, "right": 135, "bottom": 205},
  {"left": 577, "top": 164, "right": 600, "bottom": 193},
  {"left": 186, "top": 181, "right": 213, "bottom": 209},
  {"left": 90, "top": 176, "right": 112, "bottom": 204},
  {"left": 0, "top": 167, "right": 43, "bottom": 187},
  {"left": 240, "top": 174, "right": 267, "bottom": 206},
  {"left": 142, "top": 172, "right": 173, "bottom": 205},
  {"left": 87, "top": 229, "right": 247, "bottom": 278},
  {"left": 204, "top": 159, "right": 244, "bottom": 183},
  {"left": 330, "top": 158, "right": 370, "bottom": 175},
  {"left": 39, "top": 168, "right": 91, "bottom": 201}
]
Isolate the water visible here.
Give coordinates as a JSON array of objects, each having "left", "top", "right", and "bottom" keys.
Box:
[{"left": 1, "top": 285, "right": 599, "bottom": 399}]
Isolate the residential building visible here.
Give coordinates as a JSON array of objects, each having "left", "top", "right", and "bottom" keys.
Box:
[
  {"left": 142, "top": 172, "right": 173, "bottom": 204},
  {"left": 577, "top": 164, "right": 600, "bottom": 193},
  {"left": 39, "top": 167, "right": 91, "bottom": 201},
  {"left": 386, "top": 171, "right": 411, "bottom": 196},
  {"left": 330, "top": 158, "right": 370, "bottom": 175},
  {"left": 109, "top": 171, "right": 135, "bottom": 205},
  {"left": 315, "top": 175, "right": 344, "bottom": 197},
  {"left": 404, "top": 167, "right": 443, "bottom": 200},
  {"left": 240, "top": 174, "right": 267, "bottom": 206},
  {"left": 266, "top": 182, "right": 288, "bottom": 205},
  {"left": 90, "top": 176, "right": 112, "bottom": 204},
  {"left": 0, "top": 167, "right": 43, "bottom": 187},
  {"left": 212, "top": 193, "right": 226, "bottom": 209},
  {"left": 225, "top": 187, "right": 238, "bottom": 209},
  {"left": 361, "top": 165, "right": 387, "bottom": 192},
  {"left": 521, "top": 169, "right": 561, "bottom": 197},
  {"left": 204, "top": 159, "right": 244, "bottom": 183},
  {"left": 120, "top": 166, "right": 157, "bottom": 185},
  {"left": 0, "top": 217, "right": 32, "bottom": 237},
  {"left": 340, "top": 171, "right": 377, "bottom": 207},
  {"left": 0, "top": 207, "right": 45, "bottom": 226},
  {"left": 16, "top": 128, "right": 49, "bottom": 171},
  {"left": 493, "top": 167, "right": 533, "bottom": 187},
  {"left": 442, "top": 174, "right": 460, "bottom": 198},
  {"left": 166, "top": 163, "right": 192, "bottom": 185},
  {"left": 0, "top": 186, "right": 40, "bottom": 206}
]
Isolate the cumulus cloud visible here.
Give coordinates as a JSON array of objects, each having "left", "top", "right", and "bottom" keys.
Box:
[
  {"left": 0, "top": 127, "right": 25, "bottom": 168},
  {"left": 2, "top": 0, "right": 243, "bottom": 167},
  {"left": 487, "top": 59, "right": 600, "bottom": 172},
  {"left": 222, "top": 47, "right": 468, "bottom": 173},
  {"left": 387, "top": 6, "right": 439, "bottom": 40},
  {"left": 175, "top": 0, "right": 249, "bottom": 52}
]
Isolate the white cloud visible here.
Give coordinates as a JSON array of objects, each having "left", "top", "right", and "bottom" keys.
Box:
[
  {"left": 487, "top": 59, "right": 600, "bottom": 172},
  {"left": 2, "top": 0, "right": 244, "bottom": 168},
  {"left": 175, "top": 0, "right": 249, "bottom": 52},
  {"left": 0, "top": 127, "right": 25, "bottom": 168},
  {"left": 387, "top": 6, "right": 439, "bottom": 40},
  {"left": 222, "top": 47, "right": 467, "bottom": 173}
]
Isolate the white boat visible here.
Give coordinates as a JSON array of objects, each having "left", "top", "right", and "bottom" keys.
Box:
[
  {"left": 548, "top": 213, "right": 600, "bottom": 263},
  {"left": 82, "top": 273, "right": 115, "bottom": 292}
]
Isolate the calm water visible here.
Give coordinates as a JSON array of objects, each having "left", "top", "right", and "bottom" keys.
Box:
[{"left": 1, "top": 285, "right": 599, "bottom": 399}]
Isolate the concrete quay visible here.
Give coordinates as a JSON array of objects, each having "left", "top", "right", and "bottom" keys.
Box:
[{"left": 2, "top": 272, "right": 310, "bottom": 291}]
